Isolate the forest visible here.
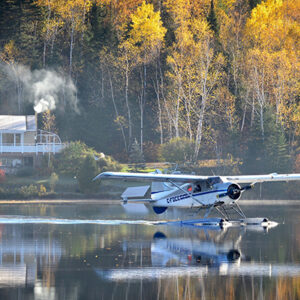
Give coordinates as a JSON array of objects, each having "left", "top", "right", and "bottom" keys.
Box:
[{"left": 0, "top": 0, "right": 299, "bottom": 174}]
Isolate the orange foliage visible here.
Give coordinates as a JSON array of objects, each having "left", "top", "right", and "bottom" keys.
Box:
[
  {"left": 100, "top": 0, "right": 144, "bottom": 29},
  {"left": 0, "top": 169, "right": 5, "bottom": 183}
]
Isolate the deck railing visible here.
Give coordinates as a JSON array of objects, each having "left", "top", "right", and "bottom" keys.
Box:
[{"left": 0, "top": 143, "right": 65, "bottom": 154}]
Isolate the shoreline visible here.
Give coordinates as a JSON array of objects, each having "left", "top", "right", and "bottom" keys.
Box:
[{"left": 0, "top": 199, "right": 299, "bottom": 205}]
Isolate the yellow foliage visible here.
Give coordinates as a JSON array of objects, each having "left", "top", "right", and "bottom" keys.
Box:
[
  {"left": 245, "top": 0, "right": 299, "bottom": 52},
  {"left": 0, "top": 40, "right": 20, "bottom": 65},
  {"left": 99, "top": 0, "right": 144, "bottom": 28},
  {"left": 35, "top": 0, "right": 93, "bottom": 31},
  {"left": 164, "top": 0, "right": 210, "bottom": 24},
  {"left": 128, "top": 1, "right": 166, "bottom": 63}
]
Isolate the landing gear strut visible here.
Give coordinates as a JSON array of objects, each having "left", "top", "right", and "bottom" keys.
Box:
[{"left": 215, "top": 202, "right": 246, "bottom": 220}]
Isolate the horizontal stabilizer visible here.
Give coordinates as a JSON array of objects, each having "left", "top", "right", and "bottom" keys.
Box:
[
  {"left": 121, "top": 185, "right": 154, "bottom": 204},
  {"left": 122, "top": 185, "right": 150, "bottom": 199},
  {"left": 122, "top": 198, "right": 154, "bottom": 203}
]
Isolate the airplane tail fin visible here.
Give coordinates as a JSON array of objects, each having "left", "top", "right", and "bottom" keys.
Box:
[
  {"left": 151, "top": 169, "right": 172, "bottom": 194},
  {"left": 151, "top": 181, "right": 166, "bottom": 194}
]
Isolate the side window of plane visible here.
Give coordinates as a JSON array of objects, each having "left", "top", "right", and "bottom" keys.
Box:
[
  {"left": 194, "top": 184, "right": 202, "bottom": 193},
  {"left": 206, "top": 180, "right": 212, "bottom": 189}
]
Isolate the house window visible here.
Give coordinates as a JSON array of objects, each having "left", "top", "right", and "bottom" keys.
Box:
[
  {"left": 24, "top": 157, "right": 33, "bottom": 167},
  {"left": 2, "top": 133, "right": 14, "bottom": 145},
  {"left": 15, "top": 133, "right": 21, "bottom": 146}
]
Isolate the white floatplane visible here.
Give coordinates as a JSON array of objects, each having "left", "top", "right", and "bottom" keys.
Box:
[{"left": 94, "top": 171, "right": 300, "bottom": 223}]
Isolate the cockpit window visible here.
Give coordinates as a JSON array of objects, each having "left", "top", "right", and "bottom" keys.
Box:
[
  {"left": 207, "top": 177, "right": 222, "bottom": 185},
  {"left": 194, "top": 184, "right": 202, "bottom": 193}
]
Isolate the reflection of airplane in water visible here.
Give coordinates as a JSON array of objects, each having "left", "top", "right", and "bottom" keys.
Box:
[
  {"left": 96, "top": 226, "right": 300, "bottom": 281},
  {"left": 151, "top": 231, "right": 241, "bottom": 268}
]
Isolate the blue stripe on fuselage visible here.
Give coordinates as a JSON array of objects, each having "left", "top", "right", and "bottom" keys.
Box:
[{"left": 151, "top": 189, "right": 227, "bottom": 200}]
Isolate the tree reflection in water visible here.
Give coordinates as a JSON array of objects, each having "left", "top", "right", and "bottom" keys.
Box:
[{"left": 0, "top": 203, "right": 297, "bottom": 299}]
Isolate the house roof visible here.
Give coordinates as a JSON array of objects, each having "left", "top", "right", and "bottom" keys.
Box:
[{"left": 0, "top": 115, "right": 36, "bottom": 131}]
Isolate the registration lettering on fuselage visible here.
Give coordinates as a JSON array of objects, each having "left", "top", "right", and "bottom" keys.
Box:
[{"left": 166, "top": 194, "right": 187, "bottom": 203}]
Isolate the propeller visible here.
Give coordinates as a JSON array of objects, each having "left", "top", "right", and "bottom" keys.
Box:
[{"left": 217, "top": 183, "right": 254, "bottom": 200}]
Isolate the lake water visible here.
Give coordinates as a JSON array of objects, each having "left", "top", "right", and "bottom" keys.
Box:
[{"left": 0, "top": 202, "right": 299, "bottom": 300}]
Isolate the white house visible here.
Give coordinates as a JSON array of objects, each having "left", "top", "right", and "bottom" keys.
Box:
[{"left": 0, "top": 115, "right": 65, "bottom": 172}]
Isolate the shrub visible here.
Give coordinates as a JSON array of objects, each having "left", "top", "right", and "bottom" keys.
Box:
[
  {"left": 294, "top": 154, "right": 300, "bottom": 172},
  {"left": 97, "top": 155, "right": 122, "bottom": 172},
  {"left": 55, "top": 141, "right": 91, "bottom": 176},
  {"left": 55, "top": 141, "right": 122, "bottom": 176},
  {"left": 77, "top": 154, "right": 99, "bottom": 194},
  {"left": 38, "top": 184, "right": 47, "bottom": 197},
  {"left": 143, "top": 141, "right": 160, "bottom": 162},
  {"left": 19, "top": 184, "right": 39, "bottom": 198},
  {"left": 0, "top": 169, "right": 5, "bottom": 183},
  {"left": 0, "top": 187, "right": 5, "bottom": 195},
  {"left": 160, "top": 137, "right": 195, "bottom": 163},
  {"left": 49, "top": 172, "right": 59, "bottom": 192}
]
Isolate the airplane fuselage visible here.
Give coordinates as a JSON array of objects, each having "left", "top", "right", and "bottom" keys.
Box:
[{"left": 151, "top": 182, "right": 237, "bottom": 208}]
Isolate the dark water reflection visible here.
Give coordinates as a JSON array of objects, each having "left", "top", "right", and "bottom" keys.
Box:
[{"left": 0, "top": 203, "right": 299, "bottom": 299}]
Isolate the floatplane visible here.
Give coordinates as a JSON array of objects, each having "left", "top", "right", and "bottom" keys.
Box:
[{"left": 94, "top": 171, "right": 300, "bottom": 227}]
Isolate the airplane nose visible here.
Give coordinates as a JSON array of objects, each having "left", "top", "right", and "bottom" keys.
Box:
[
  {"left": 227, "top": 184, "right": 241, "bottom": 200},
  {"left": 227, "top": 249, "right": 241, "bottom": 261}
]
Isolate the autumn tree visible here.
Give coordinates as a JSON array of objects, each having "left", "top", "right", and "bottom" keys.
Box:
[
  {"left": 35, "top": 0, "right": 93, "bottom": 76},
  {"left": 0, "top": 41, "right": 24, "bottom": 113},
  {"left": 126, "top": 1, "right": 166, "bottom": 153},
  {"left": 243, "top": 0, "right": 300, "bottom": 147},
  {"left": 42, "top": 109, "right": 57, "bottom": 133},
  {"left": 165, "top": 0, "right": 225, "bottom": 159}
]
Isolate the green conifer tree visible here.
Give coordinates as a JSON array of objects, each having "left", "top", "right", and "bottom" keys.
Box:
[
  {"left": 207, "top": 0, "right": 219, "bottom": 35},
  {"left": 129, "top": 139, "right": 145, "bottom": 170},
  {"left": 77, "top": 154, "right": 99, "bottom": 194}
]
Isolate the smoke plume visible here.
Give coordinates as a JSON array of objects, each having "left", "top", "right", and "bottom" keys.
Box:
[{"left": 3, "top": 63, "right": 78, "bottom": 114}]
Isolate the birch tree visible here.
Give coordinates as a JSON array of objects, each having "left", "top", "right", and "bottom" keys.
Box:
[
  {"left": 126, "top": 1, "right": 166, "bottom": 153},
  {"left": 166, "top": 14, "right": 225, "bottom": 159},
  {"left": 37, "top": 0, "right": 92, "bottom": 76},
  {"left": 244, "top": 0, "right": 299, "bottom": 142},
  {"left": 0, "top": 41, "right": 25, "bottom": 113}
]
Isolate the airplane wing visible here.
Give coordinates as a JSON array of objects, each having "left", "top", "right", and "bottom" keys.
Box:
[
  {"left": 224, "top": 173, "right": 300, "bottom": 184},
  {"left": 94, "top": 172, "right": 300, "bottom": 184},
  {"left": 93, "top": 171, "right": 209, "bottom": 182}
]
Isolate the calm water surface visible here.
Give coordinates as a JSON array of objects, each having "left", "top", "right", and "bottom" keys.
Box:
[{"left": 0, "top": 202, "right": 299, "bottom": 300}]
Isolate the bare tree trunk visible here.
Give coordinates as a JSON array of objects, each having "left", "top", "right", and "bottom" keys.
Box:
[
  {"left": 254, "top": 67, "right": 265, "bottom": 138},
  {"left": 250, "top": 94, "right": 255, "bottom": 128},
  {"left": 158, "top": 59, "right": 172, "bottom": 139},
  {"left": 175, "top": 86, "right": 180, "bottom": 138},
  {"left": 260, "top": 102, "right": 264, "bottom": 138},
  {"left": 69, "top": 17, "right": 75, "bottom": 76},
  {"left": 183, "top": 81, "right": 192, "bottom": 140},
  {"left": 194, "top": 95, "right": 207, "bottom": 160},
  {"left": 43, "top": 1, "right": 52, "bottom": 67},
  {"left": 108, "top": 69, "right": 127, "bottom": 151},
  {"left": 124, "top": 51, "right": 132, "bottom": 149},
  {"left": 140, "top": 64, "right": 147, "bottom": 154},
  {"left": 241, "top": 88, "right": 249, "bottom": 131},
  {"left": 17, "top": 76, "right": 23, "bottom": 113},
  {"left": 13, "top": 65, "right": 23, "bottom": 113},
  {"left": 241, "top": 103, "right": 247, "bottom": 132},
  {"left": 50, "top": 23, "right": 58, "bottom": 56},
  {"left": 153, "top": 62, "right": 163, "bottom": 144}
]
